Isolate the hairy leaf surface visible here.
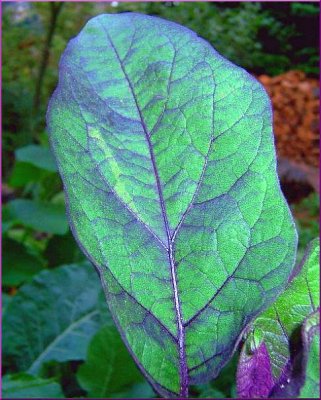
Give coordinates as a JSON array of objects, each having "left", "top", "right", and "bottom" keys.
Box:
[
  {"left": 47, "top": 13, "right": 297, "bottom": 397},
  {"left": 238, "top": 239, "right": 319, "bottom": 398}
]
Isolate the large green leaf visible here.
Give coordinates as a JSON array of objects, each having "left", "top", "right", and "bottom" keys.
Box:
[
  {"left": 238, "top": 238, "right": 319, "bottom": 397},
  {"left": 47, "top": 13, "right": 297, "bottom": 397},
  {"left": 5, "top": 199, "right": 68, "bottom": 235},
  {"left": 77, "top": 325, "right": 144, "bottom": 397},
  {"left": 2, "top": 373, "right": 64, "bottom": 399},
  {"left": 3, "top": 263, "right": 104, "bottom": 374}
]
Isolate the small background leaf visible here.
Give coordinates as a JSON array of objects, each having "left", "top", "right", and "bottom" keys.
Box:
[
  {"left": 8, "top": 162, "right": 48, "bottom": 188},
  {"left": 2, "top": 293, "right": 12, "bottom": 315},
  {"left": 195, "top": 385, "right": 226, "bottom": 399},
  {"left": 2, "top": 238, "right": 44, "bottom": 287},
  {"left": 112, "top": 382, "right": 156, "bottom": 398},
  {"left": 77, "top": 325, "right": 144, "bottom": 398},
  {"left": 4, "top": 199, "right": 68, "bottom": 235},
  {"left": 44, "top": 232, "right": 85, "bottom": 268},
  {"left": 3, "top": 263, "right": 106, "bottom": 374},
  {"left": 15, "top": 144, "right": 57, "bottom": 172},
  {"left": 2, "top": 373, "right": 64, "bottom": 399}
]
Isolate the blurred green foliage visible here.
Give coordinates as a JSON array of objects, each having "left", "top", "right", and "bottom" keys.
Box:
[
  {"left": 2, "top": 2, "right": 319, "bottom": 175},
  {"left": 293, "top": 193, "right": 320, "bottom": 263},
  {"left": 2, "top": 2, "right": 319, "bottom": 398}
]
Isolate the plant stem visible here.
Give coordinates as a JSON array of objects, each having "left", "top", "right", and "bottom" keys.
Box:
[{"left": 33, "top": 2, "right": 64, "bottom": 116}]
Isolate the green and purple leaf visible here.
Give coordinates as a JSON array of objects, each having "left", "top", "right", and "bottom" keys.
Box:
[
  {"left": 238, "top": 238, "right": 319, "bottom": 398},
  {"left": 47, "top": 13, "right": 297, "bottom": 397},
  {"left": 270, "top": 309, "right": 320, "bottom": 399},
  {"left": 237, "top": 341, "right": 274, "bottom": 398}
]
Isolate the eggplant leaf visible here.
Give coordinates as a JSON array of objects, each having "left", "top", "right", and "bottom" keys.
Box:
[
  {"left": 238, "top": 238, "right": 319, "bottom": 398},
  {"left": 237, "top": 341, "right": 274, "bottom": 398},
  {"left": 299, "top": 310, "right": 320, "bottom": 398},
  {"left": 47, "top": 13, "right": 297, "bottom": 397},
  {"left": 3, "top": 263, "right": 105, "bottom": 374},
  {"left": 270, "top": 309, "right": 320, "bottom": 399}
]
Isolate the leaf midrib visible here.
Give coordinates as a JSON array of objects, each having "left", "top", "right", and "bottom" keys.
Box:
[
  {"left": 101, "top": 24, "right": 188, "bottom": 397},
  {"left": 55, "top": 144, "right": 179, "bottom": 342}
]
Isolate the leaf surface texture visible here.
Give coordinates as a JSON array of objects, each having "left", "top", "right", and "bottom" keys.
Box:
[{"left": 47, "top": 13, "right": 297, "bottom": 396}]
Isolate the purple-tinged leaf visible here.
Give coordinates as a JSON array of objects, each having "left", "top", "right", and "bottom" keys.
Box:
[
  {"left": 239, "top": 238, "right": 319, "bottom": 398},
  {"left": 47, "top": 13, "right": 297, "bottom": 397},
  {"left": 237, "top": 341, "right": 274, "bottom": 398},
  {"left": 270, "top": 309, "right": 320, "bottom": 398}
]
